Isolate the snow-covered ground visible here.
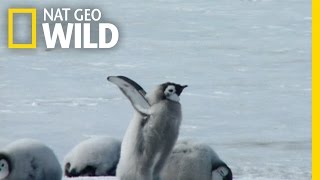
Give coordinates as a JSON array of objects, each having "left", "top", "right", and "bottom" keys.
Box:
[{"left": 0, "top": 0, "right": 311, "bottom": 179}]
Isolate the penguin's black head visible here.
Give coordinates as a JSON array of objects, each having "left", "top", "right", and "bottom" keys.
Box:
[
  {"left": 65, "top": 162, "right": 98, "bottom": 177},
  {"left": 161, "top": 82, "right": 188, "bottom": 102},
  {"left": 212, "top": 164, "right": 233, "bottom": 180},
  {"left": 0, "top": 153, "right": 11, "bottom": 180}
]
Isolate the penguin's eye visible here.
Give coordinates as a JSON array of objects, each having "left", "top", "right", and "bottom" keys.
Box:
[
  {"left": 165, "top": 85, "right": 176, "bottom": 94},
  {"left": 164, "top": 85, "right": 180, "bottom": 102},
  {"left": 0, "top": 159, "right": 10, "bottom": 179}
]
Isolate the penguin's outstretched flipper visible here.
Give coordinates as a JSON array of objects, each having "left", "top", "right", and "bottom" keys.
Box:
[{"left": 107, "top": 76, "right": 151, "bottom": 115}]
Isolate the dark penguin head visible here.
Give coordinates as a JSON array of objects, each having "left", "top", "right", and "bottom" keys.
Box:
[
  {"left": 212, "top": 163, "right": 233, "bottom": 180},
  {"left": 156, "top": 82, "right": 188, "bottom": 103},
  {"left": 64, "top": 162, "right": 117, "bottom": 177},
  {"left": 0, "top": 153, "right": 11, "bottom": 179},
  {"left": 65, "top": 162, "right": 96, "bottom": 177}
]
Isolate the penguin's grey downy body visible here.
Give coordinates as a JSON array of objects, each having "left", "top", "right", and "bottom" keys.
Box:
[
  {"left": 160, "top": 141, "right": 232, "bottom": 180},
  {"left": 64, "top": 136, "right": 121, "bottom": 177},
  {"left": 107, "top": 76, "right": 187, "bottom": 180},
  {"left": 0, "top": 139, "right": 62, "bottom": 180}
]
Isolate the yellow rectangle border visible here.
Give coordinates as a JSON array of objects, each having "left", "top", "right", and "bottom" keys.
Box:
[
  {"left": 8, "top": 8, "right": 37, "bottom": 48},
  {"left": 312, "top": 0, "right": 318, "bottom": 179}
]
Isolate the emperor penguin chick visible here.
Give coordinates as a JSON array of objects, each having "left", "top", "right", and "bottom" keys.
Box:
[
  {"left": 64, "top": 137, "right": 121, "bottom": 177},
  {"left": 107, "top": 76, "right": 187, "bottom": 180},
  {"left": 160, "top": 141, "right": 233, "bottom": 180},
  {"left": 0, "top": 139, "right": 62, "bottom": 180}
]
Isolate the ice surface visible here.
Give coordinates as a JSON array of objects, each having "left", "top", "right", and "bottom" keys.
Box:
[{"left": 0, "top": 0, "right": 311, "bottom": 179}]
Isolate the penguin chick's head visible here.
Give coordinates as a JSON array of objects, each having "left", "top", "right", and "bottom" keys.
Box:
[
  {"left": 162, "top": 83, "right": 187, "bottom": 102},
  {"left": 212, "top": 165, "right": 233, "bottom": 180},
  {"left": 65, "top": 162, "right": 97, "bottom": 177},
  {"left": 0, "top": 154, "right": 11, "bottom": 179}
]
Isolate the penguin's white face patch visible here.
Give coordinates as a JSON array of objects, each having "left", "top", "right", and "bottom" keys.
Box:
[
  {"left": 212, "top": 166, "right": 229, "bottom": 180},
  {"left": 0, "top": 159, "right": 10, "bottom": 179},
  {"left": 164, "top": 85, "right": 180, "bottom": 102}
]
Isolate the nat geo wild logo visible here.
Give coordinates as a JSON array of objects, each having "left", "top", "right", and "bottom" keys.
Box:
[{"left": 8, "top": 8, "right": 119, "bottom": 49}]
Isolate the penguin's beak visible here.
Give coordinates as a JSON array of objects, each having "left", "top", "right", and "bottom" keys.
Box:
[{"left": 176, "top": 85, "right": 188, "bottom": 96}]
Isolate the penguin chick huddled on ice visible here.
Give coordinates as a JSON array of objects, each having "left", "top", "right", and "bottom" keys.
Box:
[
  {"left": 160, "top": 141, "right": 232, "bottom": 180},
  {"left": 107, "top": 76, "right": 187, "bottom": 180},
  {"left": 0, "top": 139, "right": 62, "bottom": 180},
  {"left": 64, "top": 136, "right": 121, "bottom": 177}
]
